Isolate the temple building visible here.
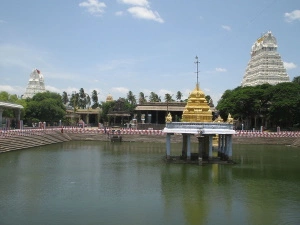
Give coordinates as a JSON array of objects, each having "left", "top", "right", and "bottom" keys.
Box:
[
  {"left": 241, "top": 31, "right": 290, "bottom": 87},
  {"left": 22, "top": 69, "right": 46, "bottom": 99},
  {"left": 163, "top": 57, "right": 235, "bottom": 165}
]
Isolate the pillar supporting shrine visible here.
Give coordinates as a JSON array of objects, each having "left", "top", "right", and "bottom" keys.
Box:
[{"left": 164, "top": 122, "right": 235, "bottom": 165}]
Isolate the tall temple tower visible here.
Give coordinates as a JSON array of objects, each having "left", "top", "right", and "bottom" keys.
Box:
[
  {"left": 22, "top": 69, "right": 46, "bottom": 99},
  {"left": 241, "top": 31, "right": 290, "bottom": 87}
]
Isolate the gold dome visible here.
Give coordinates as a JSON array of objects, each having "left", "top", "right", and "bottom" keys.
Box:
[
  {"left": 106, "top": 94, "right": 113, "bottom": 102},
  {"left": 182, "top": 83, "right": 213, "bottom": 122}
]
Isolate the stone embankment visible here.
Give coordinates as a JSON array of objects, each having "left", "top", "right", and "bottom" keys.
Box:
[
  {"left": 0, "top": 129, "right": 72, "bottom": 153},
  {"left": 1, "top": 128, "right": 300, "bottom": 153}
]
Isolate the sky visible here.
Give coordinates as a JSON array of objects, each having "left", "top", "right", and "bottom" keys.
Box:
[{"left": 0, "top": 0, "right": 299, "bottom": 104}]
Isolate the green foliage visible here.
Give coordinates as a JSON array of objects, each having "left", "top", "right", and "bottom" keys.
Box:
[
  {"left": 100, "top": 101, "right": 115, "bottom": 122},
  {"left": 78, "top": 88, "right": 87, "bottom": 109},
  {"left": 25, "top": 91, "right": 66, "bottom": 124},
  {"left": 216, "top": 83, "right": 300, "bottom": 129},
  {"left": 91, "top": 90, "right": 99, "bottom": 109},
  {"left": 62, "top": 91, "right": 69, "bottom": 105},
  {"left": 176, "top": 91, "right": 182, "bottom": 101},
  {"left": 149, "top": 92, "right": 161, "bottom": 102},
  {"left": 0, "top": 91, "right": 26, "bottom": 119},
  {"left": 164, "top": 93, "right": 174, "bottom": 102},
  {"left": 292, "top": 76, "right": 300, "bottom": 85},
  {"left": 138, "top": 92, "right": 147, "bottom": 104},
  {"left": 127, "top": 91, "right": 136, "bottom": 105}
]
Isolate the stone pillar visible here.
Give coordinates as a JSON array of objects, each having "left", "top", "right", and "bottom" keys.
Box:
[
  {"left": 218, "top": 134, "right": 221, "bottom": 157},
  {"left": 197, "top": 136, "right": 204, "bottom": 165},
  {"left": 182, "top": 134, "right": 187, "bottom": 158},
  {"left": 221, "top": 134, "right": 225, "bottom": 160},
  {"left": 0, "top": 108, "right": 3, "bottom": 128},
  {"left": 203, "top": 135, "right": 209, "bottom": 160},
  {"left": 208, "top": 135, "right": 213, "bottom": 160},
  {"left": 86, "top": 114, "right": 89, "bottom": 125},
  {"left": 14, "top": 109, "right": 21, "bottom": 129},
  {"left": 227, "top": 135, "right": 233, "bottom": 161},
  {"left": 224, "top": 135, "right": 229, "bottom": 160},
  {"left": 187, "top": 134, "right": 191, "bottom": 160},
  {"left": 166, "top": 133, "right": 171, "bottom": 160}
]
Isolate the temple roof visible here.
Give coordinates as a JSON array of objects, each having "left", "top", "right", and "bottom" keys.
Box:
[{"left": 182, "top": 83, "right": 213, "bottom": 122}]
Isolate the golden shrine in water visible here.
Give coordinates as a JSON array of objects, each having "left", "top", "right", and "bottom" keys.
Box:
[
  {"left": 163, "top": 56, "right": 235, "bottom": 165},
  {"left": 182, "top": 83, "right": 212, "bottom": 122}
]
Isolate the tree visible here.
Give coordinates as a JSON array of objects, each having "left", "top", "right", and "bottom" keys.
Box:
[
  {"left": 78, "top": 88, "right": 87, "bottom": 109},
  {"left": 62, "top": 91, "right": 69, "bottom": 105},
  {"left": 292, "top": 76, "right": 300, "bottom": 85},
  {"left": 127, "top": 91, "right": 136, "bottom": 105},
  {"left": 266, "top": 82, "right": 300, "bottom": 128},
  {"left": 0, "top": 91, "right": 26, "bottom": 119},
  {"left": 205, "top": 95, "right": 211, "bottom": 104},
  {"left": 25, "top": 91, "right": 66, "bottom": 125},
  {"left": 176, "top": 91, "right": 182, "bottom": 102},
  {"left": 217, "top": 83, "right": 300, "bottom": 130},
  {"left": 91, "top": 90, "right": 99, "bottom": 109},
  {"left": 69, "top": 92, "right": 79, "bottom": 109},
  {"left": 164, "top": 93, "right": 173, "bottom": 102},
  {"left": 149, "top": 92, "right": 161, "bottom": 102},
  {"left": 86, "top": 95, "right": 91, "bottom": 109},
  {"left": 138, "top": 92, "right": 147, "bottom": 104}
]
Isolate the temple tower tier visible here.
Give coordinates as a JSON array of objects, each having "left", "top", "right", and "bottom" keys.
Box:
[
  {"left": 22, "top": 69, "right": 46, "bottom": 99},
  {"left": 241, "top": 31, "right": 290, "bottom": 87}
]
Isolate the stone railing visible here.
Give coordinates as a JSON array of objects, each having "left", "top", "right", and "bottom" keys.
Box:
[{"left": 165, "top": 122, "right": 234, "bottom": 130}]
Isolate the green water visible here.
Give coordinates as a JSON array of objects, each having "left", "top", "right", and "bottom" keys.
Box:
[{"left": 0, "top": 142, "right": 300, "bottom": 225}]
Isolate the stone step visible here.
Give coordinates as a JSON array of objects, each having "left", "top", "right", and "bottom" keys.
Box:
[{"left": 0, "top": 132, "right": 71, "bottom": 153}]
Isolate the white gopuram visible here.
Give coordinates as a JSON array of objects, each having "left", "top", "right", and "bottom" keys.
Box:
[
  {"left": 22, "top": 69, "right": 46, "bottom": 99},
  {"left": 241, "top": 31, "right": 290, "bottom": 87}
]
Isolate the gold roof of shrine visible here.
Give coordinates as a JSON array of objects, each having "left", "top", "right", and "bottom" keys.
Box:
[{"left": 182, "top": 83, "right": 212, "bottom": 122}]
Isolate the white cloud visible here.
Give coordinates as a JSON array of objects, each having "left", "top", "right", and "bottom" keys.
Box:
[
  {"left": 127, "top": 6, "right": 164, "bottom": 23},
  {"left": 79, "top": 0, "right": 106, "bottom": 16},
  {"left": 0, "top": 85, "right": 25, "bottom": 96},
  {"left": 115, "top": 11, "right": 124, "bottom": 16},
  {"left": 0, "top": 44, "right": 49, "bottom": 71},
  {"left": 158, "top": 89, "right": 173, "bottom": 98},
  {"left": 45, "top": 71, "right": 80, "bottom": 80},
  {"left": 284, "top": 62, "right": 297, "bottom": 70},
  {"left": 118, "top": 0, "right": 150, "bottom": 7},
  {"left": 45, "top": 85, "right": 62, "bottom": 94},
  {"left": 96, "top": 59, "right": 137, "bottom": 72},
  {"left": 221, "top": 25, "right": 231, "bottom": 31},
  {"left": 111, "top": 87, "right": 129, "bottom": 94},
  {"left": 215, "top": 68, "right": 227, "bottom": 72},
  {"left": 284, "top": 10, "right": 300, "bottom": 22}
]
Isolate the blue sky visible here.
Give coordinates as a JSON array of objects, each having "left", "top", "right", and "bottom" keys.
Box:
[{"left": 0, "top": 0, "right": 299, "bottom": 104}]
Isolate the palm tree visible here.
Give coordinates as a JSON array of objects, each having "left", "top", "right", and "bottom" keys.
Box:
[
  {"left": 164, "top": 93, "right": 173, "bottom": 102},
  {"left": 127, "top": 91, "right": 136, "bottom": 105},
  {"left": 91, "top": 90, "right": 99, "bottom": 108},
  {"left": 78, "top": 88, "right": 86, "bottom": 109},
  {"left": 139, "top": 92, "right": 147, "bottom": 104},
  {"left": 149, "top": 92, "right": 161, "bottom": 102},
  {"left": 62, "top": 91, "right": 69, "bottom": 105},
  {"left": 86, "top": 95, "right": 91, "bottom": 109},
  {"left": 176, "top": 91, "right": 182, "bottom": 102}
]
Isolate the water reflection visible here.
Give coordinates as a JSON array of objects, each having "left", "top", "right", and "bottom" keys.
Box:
[{"left": 0, "top": 142, "right": 299, "bottom": 225}]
